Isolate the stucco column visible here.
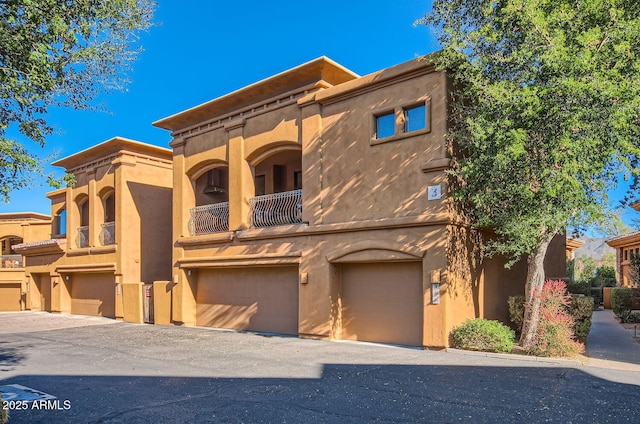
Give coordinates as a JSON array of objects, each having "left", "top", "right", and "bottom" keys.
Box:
[
  {"left": 299, "top": 97, "right": 323, "bottom": 225},
  {"left": 227, "top": 120, "right": 253, "bottom": 231},
  {"left": 87, "top": 169, "right": 98, "bottom": 247},
  {"left": 170, "top": 138, "right": 191, "bottom": 239},
  {"left": 112, "top": 156, "right": 136, "bottom": 278}
]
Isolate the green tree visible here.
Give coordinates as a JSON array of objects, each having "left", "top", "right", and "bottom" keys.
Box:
[
  {"left": 0, "top": 0, "right": 155, "bottom": 201},
  {"left": 590, "top": 265, "right": 617, "bottom": 287},
  {"left": 421, "top": 1, "right": 640, "bottom": 348},
  {"left": 576, "top": 256, "right": 597, "bottom": 283}
]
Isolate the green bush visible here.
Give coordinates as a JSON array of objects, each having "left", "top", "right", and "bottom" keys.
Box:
[
  {"left": 451, "top": 318, "right": 515, "bottom": 353},
  {"left": 589, "top": 287, "right": 603, "bottom": 307},
  {"left": 508, "top": 295, "right": 525, "bottom": 334},
  {"left": 566, "top": 281, "right": 590, "bottom": 296},
  {"left": 567, "top": 296, "right": 594, "bottom": 339},
  {"left": 628, "top": 312, "right": 640, "bottom": 323},
  {"left": 611, "top": 288, "right": 634, "bottom": 323}
]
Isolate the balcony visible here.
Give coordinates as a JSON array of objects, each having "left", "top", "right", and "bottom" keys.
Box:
[
  {"left": 188, "top": 202, "right": 230, "bottom": 236},
  {"left": 76, "top": 226, "right": 89, "bottom": 248},
  {"left": 100, "top": 222, "right": 116, "bottom": 245},
  {"left": 0, "top": 255, "right": 23, "bottom": 268},
  {"left": 249, "top": 189, "right": 302, "bottom": 228}
]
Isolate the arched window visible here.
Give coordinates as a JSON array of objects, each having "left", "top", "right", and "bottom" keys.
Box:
[
  {"left": 104, "top": 193, "right": 115, "bottom": 223},
  {"left": 79, "top": 200, "right": 89, "bottom": 227},
  {"left": 54, "top": 208, "right": 67, "bottom": 236}
]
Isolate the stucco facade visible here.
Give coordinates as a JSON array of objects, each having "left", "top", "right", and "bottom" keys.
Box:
[
  {"left": 14, "top": 138, "right": 173, "bottom": 321},
  {"left": 154, "top": 56, "right": 566, "bottom": 348},
  {"left": 606, "top": 202, "right": 640, "bottom": 288},
  {"left": 0, "top": 213, "right": 51, "bottom": 311}
]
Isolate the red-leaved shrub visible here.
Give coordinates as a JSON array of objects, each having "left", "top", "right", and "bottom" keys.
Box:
[{"left": 528, "top": 280, "right": 584, "bottom": 357}]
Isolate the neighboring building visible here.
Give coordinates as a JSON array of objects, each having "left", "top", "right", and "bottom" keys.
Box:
[
  {"left": 0, "top": 213, "right": 51, "bottom": 311},
  {"left": 606, "top": 202, "right": 640, "bottom": 287},
  {"left": 154, "top": 56, "right": 566, "bottom": 348},
  {"left": 14, "top": 137, "right": 173, "bottom": 319}
]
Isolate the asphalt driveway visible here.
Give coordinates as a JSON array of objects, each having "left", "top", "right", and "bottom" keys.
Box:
[{"left": 0, "top": 312, "right": 639, "bottom": 423}]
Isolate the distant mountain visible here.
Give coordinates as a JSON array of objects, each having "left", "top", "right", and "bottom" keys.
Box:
[{"left": 574, "top": 237, "right": 615, "bottom": 260}]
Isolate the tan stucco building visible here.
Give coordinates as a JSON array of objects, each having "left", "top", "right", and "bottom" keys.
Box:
[
  {"left": 13, "top": 137, "right": 173, "bottom": 320},
  {"left": 0, "top": 213, "right": 51, "bottom": 311},
  {"left": 606, "top": 202, "right": 640, "bottom": 287},
  {"left": 154, "top": 56, "right": 566, "bottom": 348}
]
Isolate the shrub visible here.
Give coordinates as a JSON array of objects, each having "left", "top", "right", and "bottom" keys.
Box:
[
  {"left": 567, "top": 296, "right": 594, "bottom": 339},
  {"left": 566, "top": 281, "right": 590, "bottom": 296},
  {"left": 611, "top": 288, "right": 634, "bottom": 323},
  {"left": 451, "top": 318, "right": 515, "bottom": 353},
  {"left": 589, "top": 287, "right": 603, "bottom": 307},
  {"left": 628, "top": 312, "right": 640, "bottom": 323},
  {"left": 527, "top": 280, "right": 584, "bottom": 357},
  {"left": 508, "top": 295, "right": 525, "bottom": 334}
]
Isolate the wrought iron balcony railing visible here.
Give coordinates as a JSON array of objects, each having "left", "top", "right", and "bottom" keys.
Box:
[
  {"left": 76, "top": 225, "right": 89, "bottom": 248},
  {"left": 100, "top": 221, "right": 116, "bottom": 245},
  {"left": 249, "top": 189, "right": 302, "bottom": 228},
  {"left": 0, "top": 255, "right": 23, "bottom": 268},
  {"left": 188, "top": 202, "right": 230, "bottom": 236}
]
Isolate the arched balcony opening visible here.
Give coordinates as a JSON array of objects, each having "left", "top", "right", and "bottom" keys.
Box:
[
  {"left": 100, "top": 191, "right": 116, "bottom": 245},
  {"left": 189, "top": 166, "right": 230, "bottom": 236},
  {"left": 76, "top": 196, "right": 89, "bottom": 248},
  {"left": 250, "top": 149, "right": 302, "bottom": 228},
  {"left": 1, "top": 236, "right": 23, "bottom": 268}
]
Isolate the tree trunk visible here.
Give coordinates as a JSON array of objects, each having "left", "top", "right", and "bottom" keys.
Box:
[{"left": 518, "top": 232, "right": 555, "bottom": 348}]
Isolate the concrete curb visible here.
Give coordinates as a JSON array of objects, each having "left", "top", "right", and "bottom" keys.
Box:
[{"left": 445, "top": 348, "right": 584, "bottom": 367}]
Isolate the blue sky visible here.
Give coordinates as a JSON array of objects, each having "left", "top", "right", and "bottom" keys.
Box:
[
  {"left": 1, "top": 1, "right": 637, "bottom": 233},
  {"left": 1, "top": 0, "right": 437, "bottom": 215}
]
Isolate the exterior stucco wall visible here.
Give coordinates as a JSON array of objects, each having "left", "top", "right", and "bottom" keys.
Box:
[{"left": 319, "top": 71, "right": 448, "bottom": 224}]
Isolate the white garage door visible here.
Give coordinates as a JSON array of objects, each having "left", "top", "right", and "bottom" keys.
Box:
[{"left": 196, "top": 267, "right": 299, "bottom": 335}]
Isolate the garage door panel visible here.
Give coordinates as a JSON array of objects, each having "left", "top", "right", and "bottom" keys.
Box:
[
  {"left": 0, "top": 284, "right": 22, "bottom": 311},
  {"left": 71, "top": 273, "right": 115, "bottom": 318},
  {"left": 342, "top": 262, "right": 423, "bottom": 346},
  {"left": 196, "top": 267, "right": 298, "bottom": 335}
]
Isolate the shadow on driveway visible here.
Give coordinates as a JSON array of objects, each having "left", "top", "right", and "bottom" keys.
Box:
[{"left": 2, "top": 364, "right": 639, "bottom": 423}]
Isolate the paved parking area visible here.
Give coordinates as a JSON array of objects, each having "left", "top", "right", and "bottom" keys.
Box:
[{"left": 0, "top": 312, "right": 639, "bottom": 423}]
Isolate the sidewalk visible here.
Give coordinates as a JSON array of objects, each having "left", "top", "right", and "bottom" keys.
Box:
[{"left": 585, "top": 309, "right": 640, "bottom": 370}]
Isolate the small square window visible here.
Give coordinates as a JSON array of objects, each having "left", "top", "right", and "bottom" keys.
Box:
[
  {"left": 375, "top": 112, "right": 395, "bottom": 139},
  {"left": 404, "top": 104, "right": 426, "bottom": 133}
]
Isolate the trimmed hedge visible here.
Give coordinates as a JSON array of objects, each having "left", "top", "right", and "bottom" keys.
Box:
[
  {"left": 507, "top": 295, "right": 594, "bottom": 339},
  {"left": 566, "top": 281, "right": 590, "bottom": 296},
  {"left": 451, "top": 318, "right": 515, "bottom": 353},
  {"left": 567, "top": 296, "right": 594, "bottom": 339},
  {"left": 611, "top": 288, "right": 634, "bottom": 323}
]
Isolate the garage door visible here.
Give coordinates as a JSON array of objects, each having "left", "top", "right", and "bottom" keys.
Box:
[
  {"left": 342, "top": 262, "right": 423, "bottom": 346},
  {"left": 0, "top": 283, "right": 21, "bottom": 311},
  {"left": 71, "top": 273, "right": 115, "bottom": 318},
  {"left": 196, "top": 267, "right": 299, "bottom": 335}
]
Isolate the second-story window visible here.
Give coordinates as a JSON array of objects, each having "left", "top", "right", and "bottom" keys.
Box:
[
  {"left": 403, "top": 104, "right": 427, "bottom": 133},
  {"left": 54, "top": 208, "right": 67, "bottom": 236},
  {"left": 104, "top": 194, "right": 115, "bottom": 223},
  {"left": 375, "top": 112, "right": 395, "bottom": 139}
]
